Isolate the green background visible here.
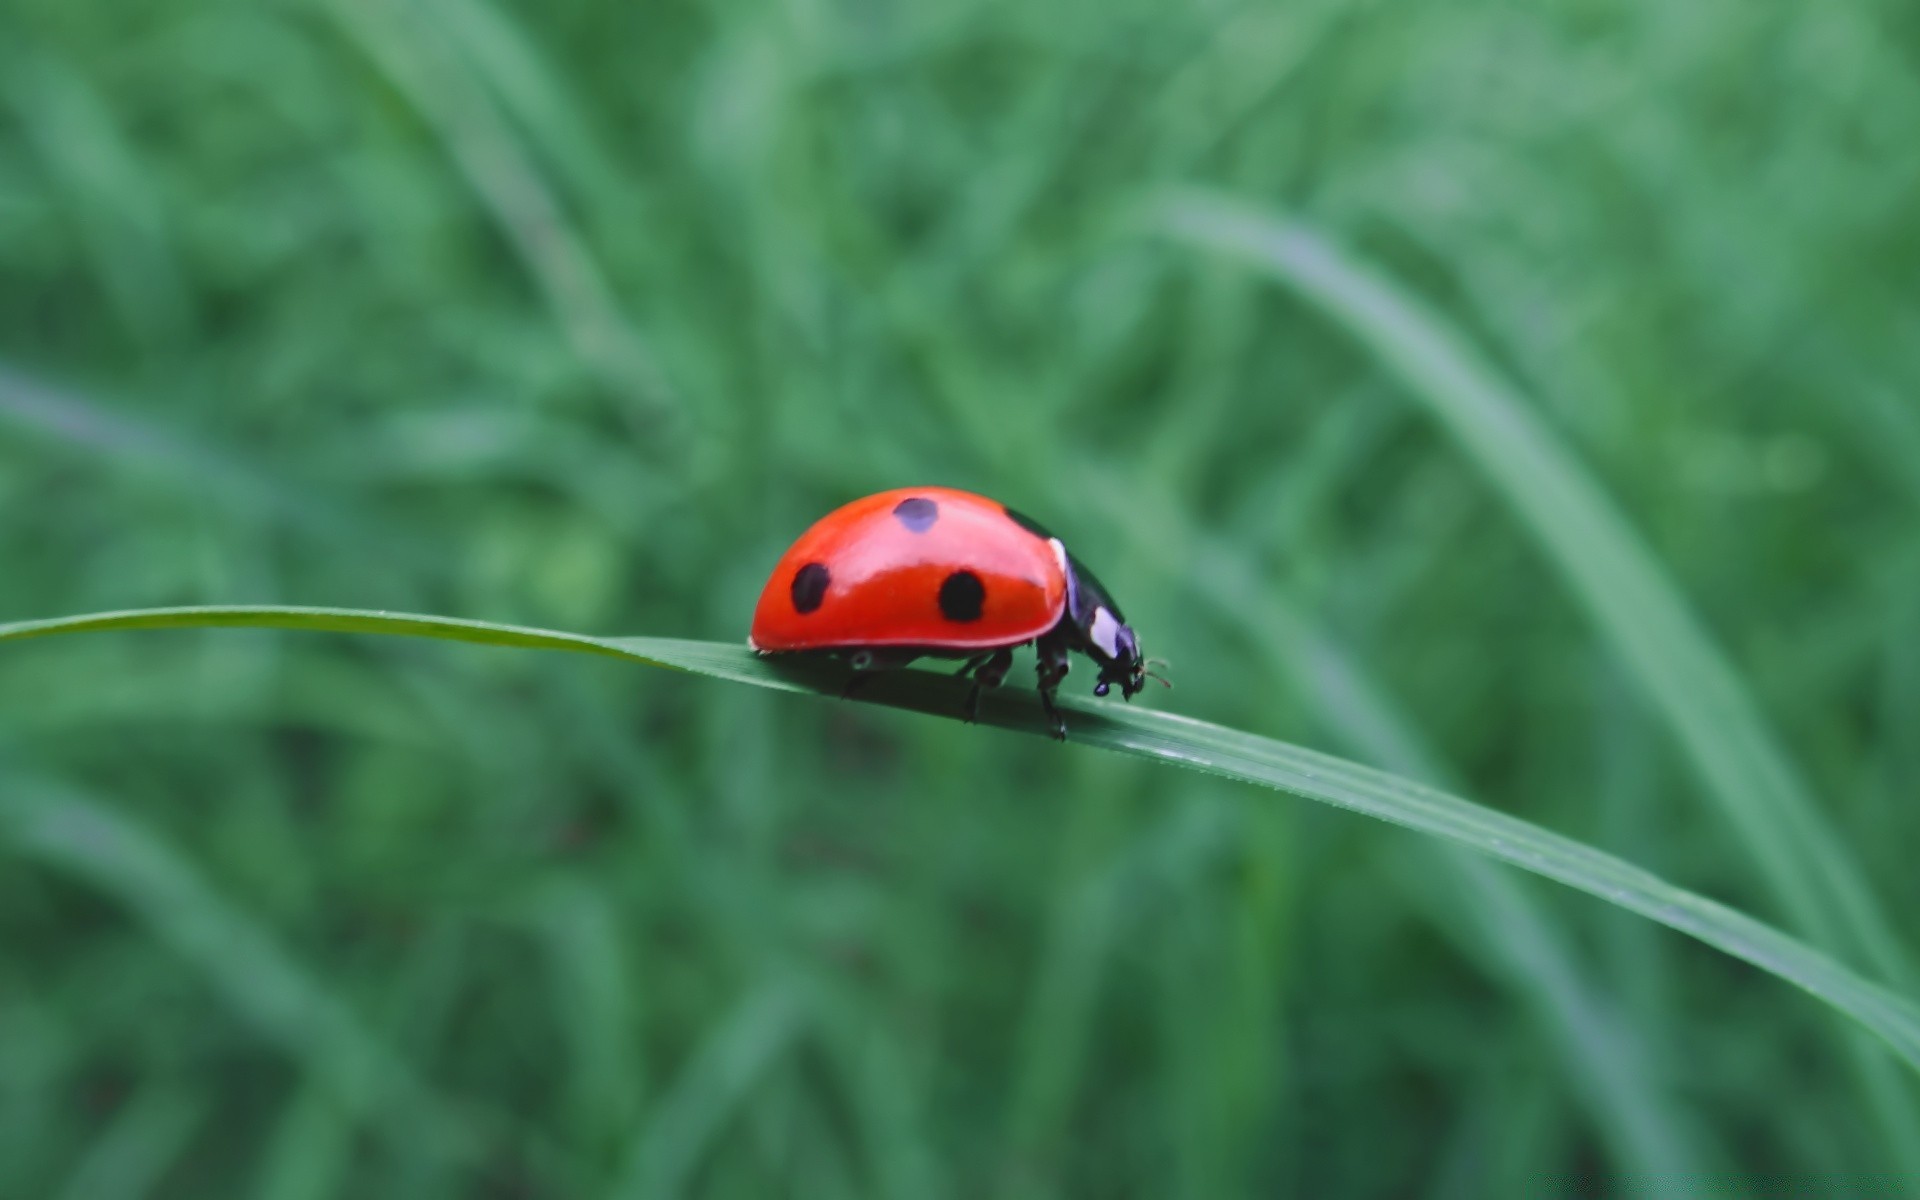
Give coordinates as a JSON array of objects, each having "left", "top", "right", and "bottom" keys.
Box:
[{"left": 4, "top": 0, "right": 1919, "bottom": 1194}]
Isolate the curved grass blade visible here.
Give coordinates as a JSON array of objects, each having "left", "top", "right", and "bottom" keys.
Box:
[
  {"left": 1159, "top": 189, "right": 1910, "bottom": 984},
  {"left": 1160, "top": 506, "right": 1708, "bottom": 1181},
  {"left": 1158, "top": 192, "right": 1920, "bottom": 1170},
  {"left": 4, "top": 604, "right": 1919, "bottom": 1075},
  {"left": 0, "top": 774, "right": 602, "bottom": 1194},
  {"left": 319, "top": 0, "right": 675, "bottom": 430},
  {"left": 0, "top": 779, "right": 478, "bottom": 1167},
  {"left": 1071, "top": 468, "right": 1710, "bottom": 1180}
]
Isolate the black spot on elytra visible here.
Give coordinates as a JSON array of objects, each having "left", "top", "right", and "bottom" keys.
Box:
[
  {"left": 892, "top": 496, "right": 938, "bottom": 533},
  {"left": 938, "top": 570, "right": 985, "bottom": 622},
  {"left": 790, "top": 562, "right": 830, "bottom": 614},
  {"left": 1001, "top": 504, "right": 1053, "bottom": 540}
]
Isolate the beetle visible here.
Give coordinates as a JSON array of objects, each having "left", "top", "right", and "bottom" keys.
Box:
[{"left": 748, "top": 486, "right": 1157, "bottom": 739}]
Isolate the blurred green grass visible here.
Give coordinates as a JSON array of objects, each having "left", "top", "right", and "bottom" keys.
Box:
[{"left": 4, "top": 0, "right": 1919, "bottom": 1195}]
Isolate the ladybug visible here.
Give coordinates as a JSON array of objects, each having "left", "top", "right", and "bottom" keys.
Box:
[{"left": 749, "top": 486, "right": 1155, "bottom": 739}]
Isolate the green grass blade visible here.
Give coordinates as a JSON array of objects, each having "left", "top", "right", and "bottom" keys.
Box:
[
  {"left": 317, "top": 0, "right": 674, "bottom": 428},
  {"left": 1158, "top": 195, "right": 1920, "bottom": 1178},
  {"left": 1154, "top": 508, "right": 1708, "bottom": 1183},
  {"left": 251, "top": 1081, "right": 357, "bottom": 1200},
  {"left": 1159, "top": 191, "right": 1912, "bottom": 988},
  {"left": 5, "top": 604, "right": 1920, "bottom": 1076},
  {"left": 3, "top": 602, "right": 1920, "bottom": 1082},
  {"left": 52, "top": 1083, "right": 206, "bottom": 1200},
  {"left": 0, "top": 778, "right": 479, "bottom": 1167},
  {"left": 0, "top": 364, "right": 415, "bottom": 557},
  {"left": 2, "top": 52, "right": 189, "bottom": 348},
  {"left": 610, "top": 982, "right": 806, "bottom": 1200},
  {"left": 1079, "top": 468, "right": 1711, "bottom": 1181}
]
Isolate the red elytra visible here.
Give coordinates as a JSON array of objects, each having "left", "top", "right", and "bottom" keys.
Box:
[
  {"left": 749, "top": 486, "right": 1151, "bottom": 739},
  {"left": 749, "top": 487, "right": 1066, "bottom": 652}
]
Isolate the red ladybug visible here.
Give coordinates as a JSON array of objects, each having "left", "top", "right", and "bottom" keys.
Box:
[{"left": 749, "top": 486, "right": 1152, "bottom": 739}]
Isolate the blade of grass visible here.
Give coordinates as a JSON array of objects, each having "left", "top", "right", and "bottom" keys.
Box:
[
  {"left": 425, "top": 0, "right": 630, "bottom": 216},
  {"left": 0, "top": 778, "right": 479, "bottom": 1168},
  {"left": 319, "top": 0, "right": 677, "bottom": 437},
  {"left": 1064, "top": 455, "right": 1710, "bottom": 1183},
  {"left": 1158, "top": 505, "right": 1710, "bottom": 1184},
  {"left": 0, "top": 363, "right": 416, "bottom": 557},
  {"left": 511, "top": 878, "right": 646, "bottom": 1147},
  {"left": 251, "top": 1082, "right": 356, "bottom": 1200},
  {"left": 1160, "top": 191, "right": 1920, "bottom": 1178},
  {"left": 0, "top": 770, "right": 606, "bottom": 1194},
  {"left": 5, "top": 604, "right": 1920, "bottom": 1077},
  {"left": 2, "top": 52, "right": 189, "bottom": 348},
  {"left": 610, "top": 980, "right": 806, "bottom": 1200},
  {"left": 52, "top": 1083, "right": 206, "bottom": 1200},
  {"left": 1159, "top": 189, "right": 1911, "bottom": 985}
]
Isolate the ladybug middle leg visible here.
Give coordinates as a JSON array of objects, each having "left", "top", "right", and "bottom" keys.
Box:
[
  {"left": 959, "top": 648, "right": 1013, "bottom": 723},
  {"left": 1035, "top": 632, "right": 1072, "bottom": 740}
]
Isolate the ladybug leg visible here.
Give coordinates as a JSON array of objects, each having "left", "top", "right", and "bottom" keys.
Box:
[
  {"left": 952, "top": 654, "right": 991, "bottom": 717},
  {"left": 1035, "top": 634, "right": 1072, "bottom": 740},
  {"left": 962, "top": 648, "right": 1013, "bottom": 723},
  {"left": 1037, "top": 686, "right": 1067, "bottom": 742}
]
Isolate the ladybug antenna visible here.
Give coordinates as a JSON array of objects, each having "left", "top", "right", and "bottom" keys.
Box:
[{"left": 1143, "top": 657, "right": 1174, "bottom": 689}]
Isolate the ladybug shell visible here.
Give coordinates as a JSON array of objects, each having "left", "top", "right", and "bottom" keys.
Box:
[{"left": 749, "top": 487, "right": 1068, "bottom": 653}]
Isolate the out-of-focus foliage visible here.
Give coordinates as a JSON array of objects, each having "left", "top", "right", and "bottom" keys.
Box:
[{"left": 2, "top": 0, "right": 1918, "bottom": 1195}]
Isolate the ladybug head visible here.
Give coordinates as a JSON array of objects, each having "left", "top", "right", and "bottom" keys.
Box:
[
  {"left": 1090, "top": 620, "right": 1146, "bottom": 701},
  {"left": 1062, "top": 549, "right": 1147, "bottom": 701}
]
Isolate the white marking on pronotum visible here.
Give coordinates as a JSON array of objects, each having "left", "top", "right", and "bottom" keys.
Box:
[{"left": 1088, "top": 605, "right": 1123, "bottom": 659}]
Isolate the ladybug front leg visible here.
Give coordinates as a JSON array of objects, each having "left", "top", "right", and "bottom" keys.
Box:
[
  {"left": 1035, "top": 634, "right": 1072, "bottom": 740},
  {"left": 961, "top": 648, "right": 1013, "bottom": 723}
]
